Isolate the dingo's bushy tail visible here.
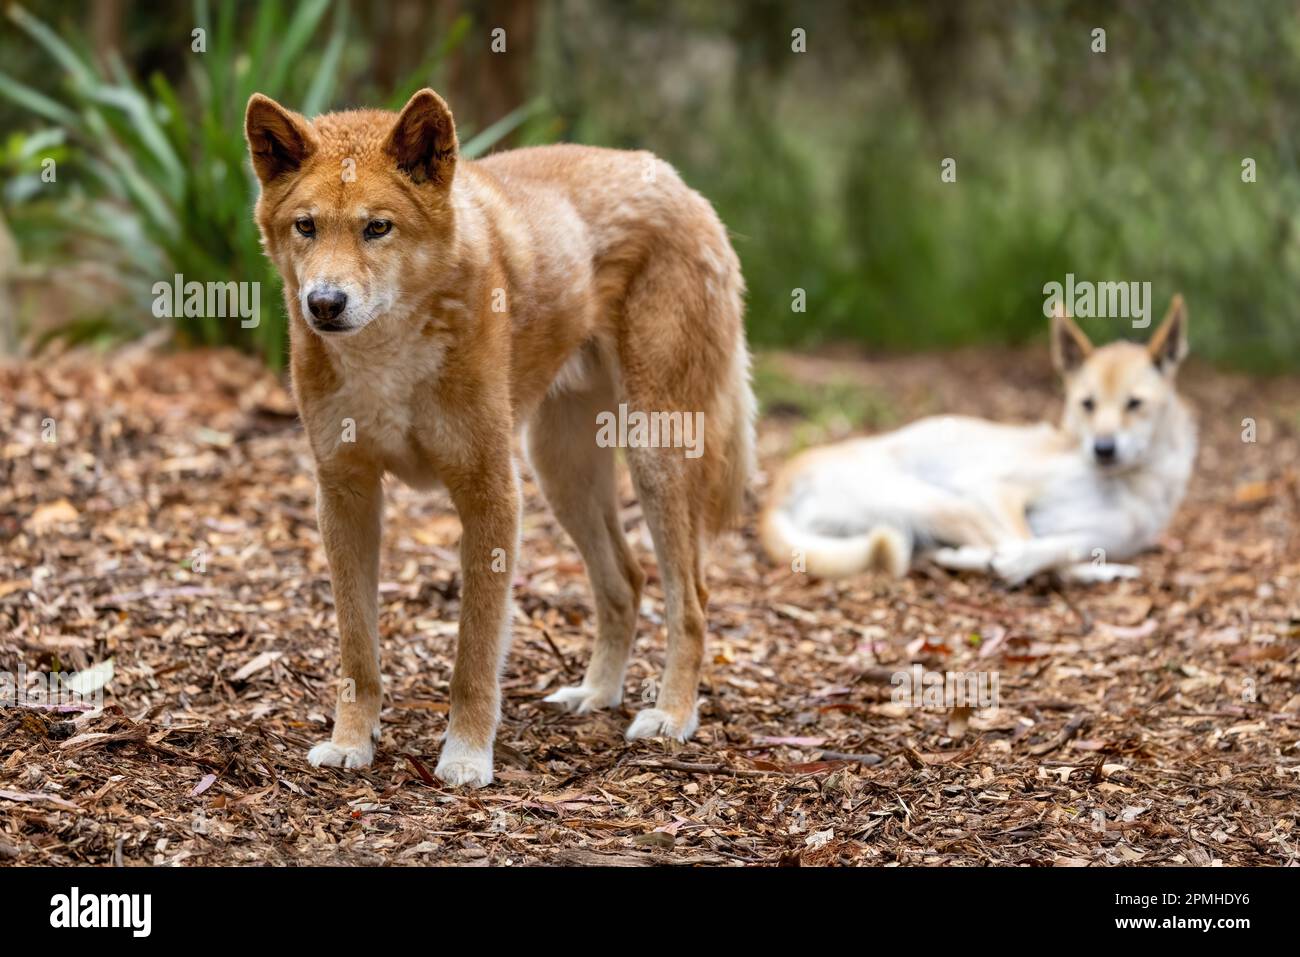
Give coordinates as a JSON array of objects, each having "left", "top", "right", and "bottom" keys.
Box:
[
  {"left": 761, "top": 507, "right": 911, "bottom": 578},
  {"left": 701, "top": 345, "right": 756, "bottom": 538}
]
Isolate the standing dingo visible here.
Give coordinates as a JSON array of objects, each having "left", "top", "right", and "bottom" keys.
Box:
[
  {"left": 246, "top": 90, "right": 754, "bottom": 787},
  {"left": 762, "top": 297, "right": 1195, "bottom": 584}
]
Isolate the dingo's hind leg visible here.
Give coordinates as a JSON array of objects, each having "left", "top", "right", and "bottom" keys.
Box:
[
  {"left": 614, "top": 229, "right": 750, "bottom": 743},
  {"left": 528, "top": 358, "right": 645, "bottom": 715}
]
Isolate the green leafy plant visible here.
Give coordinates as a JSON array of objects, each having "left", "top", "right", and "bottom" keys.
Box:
[{"left": 0, "top": 1, "right": 535, "bottom": 366}]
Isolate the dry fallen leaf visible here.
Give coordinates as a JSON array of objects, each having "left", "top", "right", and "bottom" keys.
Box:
[
  {"left": 26, "top": 499, "right": 79, "bottom": 534},
  {"left": 230, "top": 651, "right": 282, "bottom": 683},
  {"left": 1232, "top": 480, "right": 1274, "bottom": 505},
  {"left": 65, "top": 658, "right": 114, "bottom": 697}
]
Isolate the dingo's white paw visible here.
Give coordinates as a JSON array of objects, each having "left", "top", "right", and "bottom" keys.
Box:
[
  {"left": 991, "top": 549, "right": 1040, "bottom": 586},
  {"left": 625, "top": 707, "right": 698, "bottom": 742},
  {"left": 435, "top": 738, "right": 494, "bottom": 788},
  {"left": 544, "top": 684, "right": 622, "bottom": 714},
  {"left": 930, "top": 546, "right": 994, "bottom": 572},
  {"left": 1061, "top": 562, "right": 1141, "bottom": 584},
  {"left": 307, "top": 739, "right": 375, "bottom": 770}
]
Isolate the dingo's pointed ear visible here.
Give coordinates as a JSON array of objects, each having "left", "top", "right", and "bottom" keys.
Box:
[
  {"left": 1050, "top": 306, "right": 1092, "bottom": 374},
  {"left": 1148, "top": 294, "right": 1188, "bottom": 374},
  {"left": 245, "top": 94, "right": 315, "bottom": 184},
  {"left": 385, "top": 89, "right": 458, "bottom": 187}
]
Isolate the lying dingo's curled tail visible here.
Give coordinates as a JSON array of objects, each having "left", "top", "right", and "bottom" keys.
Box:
[{"left": 760, "top": 507, "right": 911, "bottom": 579}]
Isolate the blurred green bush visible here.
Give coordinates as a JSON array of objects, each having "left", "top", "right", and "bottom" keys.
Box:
[
  {"left": 2, "top": 0, "right": 1297, "bottom": 372},
  {"left": 0, "top": 0, "right": 525, "bottom": 366},
  {"left": 538, "top": 0, "right": 1300, "bottom": 373}
]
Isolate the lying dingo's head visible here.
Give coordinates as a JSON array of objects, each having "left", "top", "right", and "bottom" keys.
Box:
[
  {"left": 1052, "top": 294, "right": 1189, "bottom": 471},
  {"left": 244, "top": 89, "right": 459, "bottom": 337}
]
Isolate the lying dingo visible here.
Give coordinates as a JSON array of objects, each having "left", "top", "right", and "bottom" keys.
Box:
[{"left": 762, "top": 297, "right": 1195, "bottom": 585}]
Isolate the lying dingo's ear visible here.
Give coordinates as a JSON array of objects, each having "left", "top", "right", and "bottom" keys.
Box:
[
  {"left": 1050, "top": 304, "right": 1092, "bottom": 375},
  {"left": 1148, "top": 294, "right": 1189, "bottom": 374},
  {"left": 385, "top": 89, "right": 458, "bottom": 187},
  {"left": 245, "top": 93, "right": 316, "bottom": 185}
]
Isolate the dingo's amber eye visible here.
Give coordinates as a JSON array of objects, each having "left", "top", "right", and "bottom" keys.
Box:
[
  {"left": 1081, "top": 397, "right": 1095, "bottom": 412},
  {"left": 364, "top": 219, "right": 392, "bottom": 239},
  {"left": 295, "top": 217, "right": 315, "bottom": 237},
  {"left": 1126, "top": 397, "right": 1143, "bottom": 411}
]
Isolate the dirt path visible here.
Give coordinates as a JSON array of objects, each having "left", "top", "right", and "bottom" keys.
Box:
[{"left": 1, "top": 346, "right": 1296, "bottom": 866}]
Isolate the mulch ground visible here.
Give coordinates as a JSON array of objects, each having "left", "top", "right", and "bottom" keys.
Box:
[{"left": 1, "top": 343, "right": 1297, "bottom": 866}]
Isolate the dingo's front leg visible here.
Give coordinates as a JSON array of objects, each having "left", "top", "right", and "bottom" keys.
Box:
[
  {"left": 436, "top": 458, "right": 520, "bottom": 788},
  {"left": 930, "top": 545, "right": 996, "bottom": 572},
  {"left": 1059, "top": 561, "right": 1140, "bottom": 584},
  {"left": 308, "top": 469, "right": 384, "bottom": 769},
  {"left": 990, "top": 534, "right": 1092, "bottom": 585}
]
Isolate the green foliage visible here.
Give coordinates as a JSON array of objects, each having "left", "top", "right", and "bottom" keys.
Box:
[
  {"left": 752, "top": 355, "right": 898, "bottom": 448},
  {"left": 2, "top": 1, "right": 346, "bottom": 363},
  {"left": 0, "top": 1, "right": 527, "bottom": 366},
  {"left": 537, "top": 0, "right": 1300, "bottom": 373},
  {"left": 3, "top": 0, "right": 1297, "bottom": 372}
]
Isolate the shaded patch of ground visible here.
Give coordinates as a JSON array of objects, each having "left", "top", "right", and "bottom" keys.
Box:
[{"left": 1, "top": 344, "right": 1297, "bottom": 866}]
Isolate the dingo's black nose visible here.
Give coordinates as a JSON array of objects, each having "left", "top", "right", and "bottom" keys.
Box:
[
  {"left": 1093, "top": 437, "right": 1117, "bottom": 463},
  {"left": 307, "top": 288, "right": 347, "bottom": 322}
]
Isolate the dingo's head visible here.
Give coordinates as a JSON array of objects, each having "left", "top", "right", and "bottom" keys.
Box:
[
  {"left": 244, "top": 89, "right": 458, "bottom": 338},
  {"left": 1052, "top": 294, "right": 1189, "bottom": 471}
]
